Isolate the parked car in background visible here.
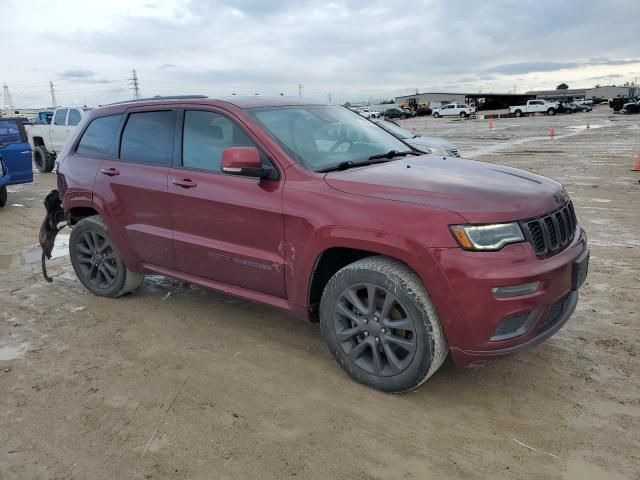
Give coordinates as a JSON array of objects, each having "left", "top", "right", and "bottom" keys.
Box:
[
  {"left": 25, "top": 106, "right": 91, "bottom": 172},
  {"left": 373, "top": 119, "right": 460, "bottom": 157},
  {"left": 509, "top": 100, "right": 558, "bottom": 117},
  {"left": 0, "top": 117, "right": 33, "bottom": 208},
  {"left": 356, "top": 108, "right": 381, "bottom": 119},
  {"left": 383, "top": 107, "right": 410, "bottom": 119},
  {"left": 415, "top": 106, "right": 433, "bottom": 116},
  {"left": 609, "top": 97, "right": 637, "bottom": 112},
  {"left": 45, "top": 97, "right": 589, "bottom": 392},
  {"left": 622, "top": 100, "right": 640, "bottom": 114},
  {"left": 574, "top": 99, "right": 593, "bottom": 107},
  {"left": 559, "top": 103, "right": 580, "bottom": 114},
  {"left": 431, "top": 103, "right": 475, "bottom": 118}
]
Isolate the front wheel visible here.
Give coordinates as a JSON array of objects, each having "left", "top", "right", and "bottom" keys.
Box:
[
  {"left": 320, "top": 256, "right": 448, "bottom": 393},
  {"left": 433, "top": 112, "right": 440, "bottom": 118},
  {"left": 69, "top": 216, "right": 143, "bottom": 297},
  {"left": 0, "top": 186, "right": 7, "bottom": 208}
]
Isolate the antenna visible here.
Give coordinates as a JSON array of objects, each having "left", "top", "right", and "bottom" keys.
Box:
[
  {"left": 2, "top": 83, "right": 14, "bottom": 112},
  {"left": 128, "top": 69, "right": 141, "bottom": 100},
  {"left": 49, "top": 81, "right": 57, "bottom": 107}
]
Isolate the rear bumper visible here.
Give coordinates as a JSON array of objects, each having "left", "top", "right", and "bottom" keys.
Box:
[{"left": 432, "top": 228, "right": 588, "bottom": 366}]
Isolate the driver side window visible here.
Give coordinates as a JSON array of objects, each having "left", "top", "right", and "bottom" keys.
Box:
[{"left": 182, "top": 110, "right": 258, "bottom": 172}]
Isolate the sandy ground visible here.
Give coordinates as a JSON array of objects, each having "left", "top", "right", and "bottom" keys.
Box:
[{"left": 1, "top": 105, "right": 639, "bottom": 480}]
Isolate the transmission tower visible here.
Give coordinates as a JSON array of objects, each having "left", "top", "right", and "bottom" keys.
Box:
[
  {"left": 49, "top": 81, "right": 57, "bottom": 107},
  {"left": 128, "top": 69, "right": 141, "bottom": 100},
  {"left": 298, "top": 83, "right": 303, "bottom": 97},
  {"left": 2, "top": 83, "right": 14, "bottom": 112}
]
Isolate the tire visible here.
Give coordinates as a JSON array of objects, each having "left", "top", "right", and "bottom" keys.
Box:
[
  {"left": 433, "top": 112, "right": 440, "bottom": 118},
  {"left": 319, "top": 256, "right": 448, "bottom": 393},
  {"left": 69, "top": 216, "right": 143, "bottom": 298},
  {"left": 0, "top": 186, "right": 7, "bottom": 208},
  {"left": 514, "top": 110, "right": 522, "bottom": 117},
  {"left": 33, "top": 146, "right": 55, "bottom": 173},
  {"left": 547, "top": 108, "right": 556, "bottom": 116}
]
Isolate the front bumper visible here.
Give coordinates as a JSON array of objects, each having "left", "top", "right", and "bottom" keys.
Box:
[{"left": 433, "top": 227, "right": 588, "bottom": 366}]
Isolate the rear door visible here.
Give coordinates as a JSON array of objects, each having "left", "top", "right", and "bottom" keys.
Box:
[
  {"left": 0, "top": 118, "right": 33, "bottom": 185},
  {"left": 93, "top": 108, "right": 177, "bottom": 269},
  {"left": 168, "top": 107, "right": 285, "bottom": 297},
  {"left": 50, "top": 108, "right": 69, "bottom": 152}
]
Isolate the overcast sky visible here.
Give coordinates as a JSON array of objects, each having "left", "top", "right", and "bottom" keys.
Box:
[{"left": 3, "top": 0, "right": 640, "bottom": 107}]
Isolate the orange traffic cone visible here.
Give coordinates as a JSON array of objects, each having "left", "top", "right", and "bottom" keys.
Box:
[
  {"left": 550, "top": 128, "right": 555, "bottom": 139},
  {"left": 632, "top": 154, "right": 640, "bottom": 172},
  {"left": 488, "top": 119, "right": 494, "bottom": 129}
]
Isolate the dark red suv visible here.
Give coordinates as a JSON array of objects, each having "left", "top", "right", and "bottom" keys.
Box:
[{"left": 51, "top": 96, "right": 589, "bottom": 392}]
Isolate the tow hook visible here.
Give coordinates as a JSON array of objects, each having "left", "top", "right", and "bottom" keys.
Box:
[{"left": 38, "top": 189, "right": 68, "bottom": 282}]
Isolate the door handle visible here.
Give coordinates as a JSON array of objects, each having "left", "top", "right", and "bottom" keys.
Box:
[
  {"left": 100, "top": 167, "right": 120, "bottom": 176},
  {"left": 172, "top": 178, "right": 197, "bottom": 188}
]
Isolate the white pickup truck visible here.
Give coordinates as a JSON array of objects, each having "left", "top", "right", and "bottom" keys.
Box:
[
  {"left": 509, "top": 100, "right": 558, "bottom": 117},
  {"left": 25, "top": 106, "right": 91, "bottom": 172}
]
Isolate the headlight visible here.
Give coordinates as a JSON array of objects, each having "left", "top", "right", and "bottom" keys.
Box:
[
  {"left": 450, "top": 223, "right": 525, "bottom": 251},
  {"left": 426, "top": 147, "right": 448, "bottom": 156}
]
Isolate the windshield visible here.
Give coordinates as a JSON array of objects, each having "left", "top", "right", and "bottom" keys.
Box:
[
  {"left": 248, "top": 105, "right": 409, "bottom": 171},
  {"left": 0, "top": 119, "right": 24, "bottom": 145},
  {"left": 375, "top": 120, "right": 415, "bottom": 139}
]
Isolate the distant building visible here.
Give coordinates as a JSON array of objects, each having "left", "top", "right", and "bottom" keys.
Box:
[
  {"left": 394, "top": 92, "right": 467, "bottom": 108},
  {"left": 528, "top": 85, "right": 637, "bottom": 100}
]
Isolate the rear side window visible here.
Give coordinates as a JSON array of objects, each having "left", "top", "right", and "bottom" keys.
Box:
[
  {"left": 120, "top": 111, "right": 176, "bottom": 166},
  {"left": 67, "top": 109, "right": 82, "bottom": 126},
  {"left": 53, "top": 109, "right": 68, "bottom": 126},
  {"left": 76, "top": 114, "right": 122, "bottom": 157}
]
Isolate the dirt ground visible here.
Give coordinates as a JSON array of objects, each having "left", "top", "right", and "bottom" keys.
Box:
[{"left": 1, "top": 105, "right": 639, "bottom": 480}]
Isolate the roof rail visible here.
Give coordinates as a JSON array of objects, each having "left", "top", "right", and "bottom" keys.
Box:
[{"left": 103, "top": 95, "right": 208, "bottom": 106}]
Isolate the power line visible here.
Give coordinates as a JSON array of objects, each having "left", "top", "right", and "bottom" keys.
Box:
[
  {"left": 128, "top": 69, "right": 141, "bottom": 100},
  {"left": 2, "top": 83, "right": 14, "bottom": 112},
  {"left": 49, "top": 81, "right": 57, "bottom": 107}
]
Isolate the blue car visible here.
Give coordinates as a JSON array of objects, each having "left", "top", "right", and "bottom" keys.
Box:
[{"left": 0, "top": 117, "right": 33, "bottom": 208}]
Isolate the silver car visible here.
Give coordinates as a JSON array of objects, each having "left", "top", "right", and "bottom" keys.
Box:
[{"left": 373, "top": 120, "right": 460, "bottom": 157}]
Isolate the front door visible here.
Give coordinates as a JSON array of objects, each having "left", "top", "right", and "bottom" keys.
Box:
[
  {"left": 50, "top": 108, "right": 69, "bottom": 153},
  {"left": 0, "top": 118, "right": 32, "bottom": 185},
  {"left": 168, "top": 108, "right": 286, "bottom": 297}
]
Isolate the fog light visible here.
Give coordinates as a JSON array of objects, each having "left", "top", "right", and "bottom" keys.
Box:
[
  {"left": 492, "top": 281, "right": 540, "bottom": 299},
  {"left": 490, "top": 311, "right": 534, "bottom": 341}
]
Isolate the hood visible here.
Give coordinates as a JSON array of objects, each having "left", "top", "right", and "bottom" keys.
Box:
[
  {"left": 406, "top": 136, "right": 456, "bottom": 152},
  {"left": 324, "top": 156, "right": 565, "bottom": 223}
]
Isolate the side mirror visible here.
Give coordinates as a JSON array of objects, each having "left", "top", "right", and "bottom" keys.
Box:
[{"left": 221, "top": 147, "right": 275, "bottom": 180}]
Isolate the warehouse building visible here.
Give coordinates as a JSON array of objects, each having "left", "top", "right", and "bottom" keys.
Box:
[
  {"left": 394, "top": 92, "right": 536, "bottom": 110},
  {"left": 528, "top": 85, "right": 637, "bottom": 100}
]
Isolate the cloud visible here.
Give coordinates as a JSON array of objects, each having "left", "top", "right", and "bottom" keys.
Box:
[{"left": 4, "top": 0, "right": 640, "bottom": 106}]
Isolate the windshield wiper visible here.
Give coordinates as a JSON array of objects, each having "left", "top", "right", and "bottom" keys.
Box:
[{"left": 367, "top": 150, "right": 420, "bottom": 161}]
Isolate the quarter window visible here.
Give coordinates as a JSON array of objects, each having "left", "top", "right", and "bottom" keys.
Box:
[
  {"left": 76, "top": 114, "right": 122, "bottom": 157},
  {"left": 53, "top": 109, "right": 68, "bottom": 126},
  {"left": 67, "top": 109, "right": 82, "bottom": 126},
  {"left": 120, "top": 111, "right": 176, "bottom": 166},
  {"left": 182, "top": 110, "right": 258, "bottom": 172}
]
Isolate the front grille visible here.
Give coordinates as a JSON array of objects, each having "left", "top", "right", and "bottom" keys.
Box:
[
  {"left": 520, "top": 202, "right": 577, "bottom": 257},
  {"left": 537, "top": 294, "right": 570, "bottom": 333}
]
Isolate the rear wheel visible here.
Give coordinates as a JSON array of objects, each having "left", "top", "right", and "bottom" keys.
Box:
[
  {"left": 514, "top": 110, "right": 523, "bottom": 117},
  {"left": 320, "top": 256, "right": 448, "bottom": 393},
  {"left": 69, "top": 216, "right": 143, "bottom": 297},
  {"left": 547, "top": 108, "right": 556, "bottom": 116},
  {"left": 33, "top": 146, "right": 55, "bottom": 173},
  {"left": 0, "top": 186, "right": 7, "bottom": 208}
]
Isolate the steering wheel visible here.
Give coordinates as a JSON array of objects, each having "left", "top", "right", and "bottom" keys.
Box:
[{"left": 329, "top": 140, "right": 354, "bottom": 153}]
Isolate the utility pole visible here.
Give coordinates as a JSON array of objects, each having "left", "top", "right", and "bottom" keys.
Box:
[
  {"left": 2, "top": 83, "right": 14, "bottom": 112},
  {"left": 327, "top": 92, "right": 332, "bottom": 103},
  {"left": 49, "top": 81, "right": 57, "bottom": 107},
  {"left": 128, "top": 69, "right": 141, "bottom": 100},
  {"left": 298, "top": 84, "right": 303, "bottom": 97}
]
